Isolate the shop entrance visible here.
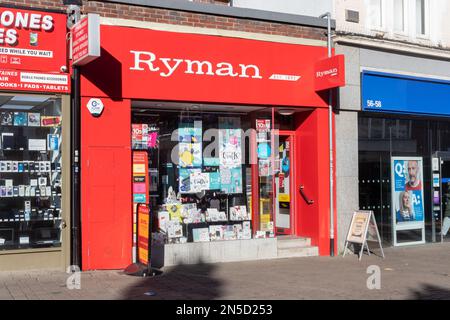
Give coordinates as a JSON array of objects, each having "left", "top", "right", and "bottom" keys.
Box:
[{"left": 274, "top": 132, "right": 295, "bottom": 235}]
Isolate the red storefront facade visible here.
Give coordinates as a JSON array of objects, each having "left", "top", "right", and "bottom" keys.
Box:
[{"left": 80, "top": 24, "right": 341, "bottom": 270}]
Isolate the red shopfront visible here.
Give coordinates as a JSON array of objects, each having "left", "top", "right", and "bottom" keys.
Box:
[{"left": 80, "top": 24, "right": 340, "bottom": 270}]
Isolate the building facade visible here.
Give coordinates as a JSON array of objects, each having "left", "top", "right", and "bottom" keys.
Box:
[
  {"left": 334, "top": 0, "right": 450, "bottom": 251},
  {"left": 0, "top": 4, "right": 71, "bottom": 271},
  {"left": 1, "top": 0, "right": 344, "bottom": 271}
]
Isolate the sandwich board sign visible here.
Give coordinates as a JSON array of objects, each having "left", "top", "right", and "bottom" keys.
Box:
[{"left": 343, "top": 210, "right": 385, "bottom": 260}]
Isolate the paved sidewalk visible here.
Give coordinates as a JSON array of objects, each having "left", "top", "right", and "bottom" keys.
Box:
[{"left": 0, "top": 242, "right": 449, "bottom": 300}]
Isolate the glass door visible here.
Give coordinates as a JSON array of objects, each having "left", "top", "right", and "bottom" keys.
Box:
[{"left": 274, "top": 132, "right": 295, "bottom": 235}]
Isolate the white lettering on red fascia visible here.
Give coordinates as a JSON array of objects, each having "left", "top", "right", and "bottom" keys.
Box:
[
  {"left": 129, "top": 50, "right": 263, "bottom": 79},
  {"left": 316, "top": 67, "right": 338, "bottom": 78},
  {"left": 0, "top": 10, "right": 54, "bottom": 46}
]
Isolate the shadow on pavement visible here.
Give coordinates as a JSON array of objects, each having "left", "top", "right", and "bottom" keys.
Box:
[
  {"left": 410, "top": 283, "right": 450, "bottom": 300},
  {"left": 121, "top": 259, "right": 223, "bottom": 300}
]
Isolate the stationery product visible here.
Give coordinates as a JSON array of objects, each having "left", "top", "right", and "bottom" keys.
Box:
[
  {"left": 167, "top": 221, "right": 183, "bottom": 238},
  {"left": 209, "top": 225, "right": 224, "bottom": 241},
  {"left": 158, "top": 211, "right": 170, "bottom": 233},
  {"left": 206, "top": 208, "right": 220, "bottom": 222},
  {"left": 192, "top": 228, "right": 210, "bottom": 242}
]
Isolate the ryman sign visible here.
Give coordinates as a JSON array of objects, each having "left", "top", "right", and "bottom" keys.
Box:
[{"left": 81, "top": 26, "right": 345, "bottom": 106}]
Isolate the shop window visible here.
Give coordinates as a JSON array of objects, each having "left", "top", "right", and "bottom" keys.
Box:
[
  {"left": 0, "top": 94, "right": 62, "bottom": 250},
  {"left": 131, "top": 105, "right": 276, "bottom": 245},
  {"left": 358, "top": 114, "right": 450, "bottom": 246}
]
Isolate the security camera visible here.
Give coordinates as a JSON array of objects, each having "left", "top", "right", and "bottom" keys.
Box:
[{"left": 60, "top": 65, "right": 68, "bottom": 73}]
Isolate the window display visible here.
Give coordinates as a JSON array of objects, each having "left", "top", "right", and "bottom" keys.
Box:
[
  {"left": 0, "top": 95, "right": 63, "bottom": 250},
  {"left": 131, "top": 109, "right": 254, "bottom": 245}
]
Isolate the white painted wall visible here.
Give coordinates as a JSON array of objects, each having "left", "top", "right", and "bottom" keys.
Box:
[
  {"left": 334, "top": 0, "right": 450, "bottom": 48},
  {"left": 232, "top": 0, "right": 333, "bottom": 18}
]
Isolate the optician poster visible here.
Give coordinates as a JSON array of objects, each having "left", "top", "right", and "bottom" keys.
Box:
[{"left": 391, "top": 157, "right": 425, "bottom": 246}]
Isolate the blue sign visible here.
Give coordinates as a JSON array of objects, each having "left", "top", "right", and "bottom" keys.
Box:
[{"left": 362, "top": 70, "right": 450, "bottom": 116}]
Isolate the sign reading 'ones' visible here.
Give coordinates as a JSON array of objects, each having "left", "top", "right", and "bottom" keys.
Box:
[{"left": 0, "top": 7, "right": 67, "bottom": 73}]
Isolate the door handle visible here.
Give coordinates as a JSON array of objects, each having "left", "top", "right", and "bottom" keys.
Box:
[
  {"left": 299, "top": 185, "right": 314, "bottom": 205},
  {"left": 60, "top": 219, "right": 67, "bottom": 230}
]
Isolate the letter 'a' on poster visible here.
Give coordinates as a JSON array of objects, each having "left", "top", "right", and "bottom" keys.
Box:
[{"left": 391, "top": 157, "right": 426, "bottom": 246}]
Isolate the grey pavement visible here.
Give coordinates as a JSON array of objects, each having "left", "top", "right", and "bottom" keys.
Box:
[{"left": 0, "top": 242, "right": 450, "bottom": 300}]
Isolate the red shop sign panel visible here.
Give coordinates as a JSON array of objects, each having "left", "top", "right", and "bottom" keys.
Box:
[
  {"left": 314, "top": 54, "right": 345, "bottom": 91},
  {"left": 82, "top": 26, "right": 336, "bottom": 107},
  {"left": 0, "top": 7, "right": 68, "bottom": 73}
]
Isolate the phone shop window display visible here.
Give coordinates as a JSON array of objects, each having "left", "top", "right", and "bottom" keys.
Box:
[
  {"left": 0, "top": 96, "right": 63, "bottom": 250},
  {"left": 147, "top": 114, "right": 253, "bottom": 245}
]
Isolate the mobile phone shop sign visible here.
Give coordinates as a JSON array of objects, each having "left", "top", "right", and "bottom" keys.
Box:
[{"left": 0, "top": 7, "right": 67, "bottom": 73}]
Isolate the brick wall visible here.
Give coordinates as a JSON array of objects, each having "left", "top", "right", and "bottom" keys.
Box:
[{"left": 0, "top": 0, "right": 326, "bottom": 41}]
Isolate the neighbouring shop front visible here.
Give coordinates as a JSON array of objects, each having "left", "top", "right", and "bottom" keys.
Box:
[
  {"left": 0, "top": 6, "right": 71, "bottom": 271},
  {"left": 359, "top": 70, "right": 450, "bottom": 247},
  {"left": 80, "top": 23, "right": 339, "bottom": 270}
]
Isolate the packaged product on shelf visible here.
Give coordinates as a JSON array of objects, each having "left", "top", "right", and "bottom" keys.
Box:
[
  {"left": 209, "top": 225, "right": 224, "bottom": 241},
  {"left": 167, "top": 220, "right": 183, "bottom": 239},
  {"left": 255, "top": 231, "right": 266, "bottom": 239},
  {"left": 222, "top": 225, "right": 237, "bottom": 241},
  {"left": 157, "top": 210, "right": 170, "bottom": 232},
  {"left": 206, "top": 208, "right": 220, "bottom": 222},
  {"left": 192, "top": 228, "right": 210, "bottom": 242},
  {"left": 166, "top": 203, "right": 182, "bottom": 222},
  {"left": 218, "top": 211, "right": 227, "bottom": 221},
  {"left": 242, "top": 228, "right": 252, "bottom": 240}
]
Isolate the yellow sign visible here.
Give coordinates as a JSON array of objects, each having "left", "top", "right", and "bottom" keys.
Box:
[{"left": 278, "top": 194, "right": 290, "bottom": 202}]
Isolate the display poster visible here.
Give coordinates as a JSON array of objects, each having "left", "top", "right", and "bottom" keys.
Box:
[
  {"left": 137, "top": 204, "right": 150, "bottom": 265},
  {"left": 256, "top": 119, "right": 271, "bottom": 133},
  {"left": 391, "top": 157, "right": 425, "bottom": 246},
  {"left": 219, "top": 117, "right": 242, "bottom": 193}
]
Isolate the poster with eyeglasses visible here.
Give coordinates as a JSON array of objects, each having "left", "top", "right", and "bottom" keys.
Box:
[{"left": 391, "top": 157, "right": 425, "bottom": 246}]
